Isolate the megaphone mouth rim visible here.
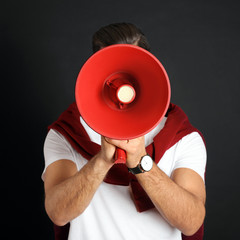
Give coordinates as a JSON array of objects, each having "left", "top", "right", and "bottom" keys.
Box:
[{"left": 75, "top": 44, "right": 171, "bottom": 140}]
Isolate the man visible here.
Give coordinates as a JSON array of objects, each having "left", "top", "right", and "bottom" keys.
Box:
[{"left": 42, "top": 23, "right": 207, "bottom": 240}]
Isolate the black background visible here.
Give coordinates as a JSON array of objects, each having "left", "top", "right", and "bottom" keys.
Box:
[{"left": 2, "top": 0, "right": 240, "bottom": 239}]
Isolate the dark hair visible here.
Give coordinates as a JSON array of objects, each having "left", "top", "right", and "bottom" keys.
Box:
[{"left": 92, "top": 23, "right": 150, "bottom": 53}]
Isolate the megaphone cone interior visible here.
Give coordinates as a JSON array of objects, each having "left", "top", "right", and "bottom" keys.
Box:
[
  {"left": 103, "top": 72, "right": 137, "bottom": 110},
  {"left": 75, "top": 44, "right": 171, "bottom": 140}
]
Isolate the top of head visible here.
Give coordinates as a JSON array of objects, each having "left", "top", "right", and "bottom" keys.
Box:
[{"left": 75, "top": 44, "right": 171, "bottom": 140}]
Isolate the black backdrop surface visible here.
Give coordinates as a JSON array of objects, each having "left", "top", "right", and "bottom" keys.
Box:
[{"left": 2, "top": 0, "right": 240, "bottom": 239}]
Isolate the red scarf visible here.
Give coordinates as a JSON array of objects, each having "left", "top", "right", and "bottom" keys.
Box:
[{"left": 50, "top": 102, "right": 205, "bottom": 239}]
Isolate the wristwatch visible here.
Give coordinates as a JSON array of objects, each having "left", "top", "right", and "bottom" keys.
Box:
[{"left": 128, "top": 155, "right": 153, "bottom": 174}]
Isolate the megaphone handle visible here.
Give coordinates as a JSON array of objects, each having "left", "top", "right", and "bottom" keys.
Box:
[{"left": 114, "top": 148, "right": 126, "bottom": 164}]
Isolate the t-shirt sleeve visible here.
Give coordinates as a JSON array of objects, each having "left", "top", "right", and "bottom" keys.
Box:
[
  {"left": 172, "top": 132, "right": 207, "bottom": 181},
  {"left": 42, "top": 129, "right": 78, "bottom": 181}
]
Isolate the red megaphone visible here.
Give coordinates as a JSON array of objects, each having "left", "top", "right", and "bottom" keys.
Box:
[{"left": 75, "top": 44, "right": 171, "bottom": 164}]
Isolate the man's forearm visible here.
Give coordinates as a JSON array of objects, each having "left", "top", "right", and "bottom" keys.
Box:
[
  {"left": 136, "top": 163, "right": 205, "bottom": 236},
  {"left": 45, "top": 154, "right": 113, "bottom": 226}
]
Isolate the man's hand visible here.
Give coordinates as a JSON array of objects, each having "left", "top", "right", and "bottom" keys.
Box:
[
  {"left": 104, "top": 136, "right": 147, "bottom": 168},
  {"left": 97, "top": 136, "right": 117, "bottom": 164}
]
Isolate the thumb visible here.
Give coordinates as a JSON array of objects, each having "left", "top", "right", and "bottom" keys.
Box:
[{"left": 100, "top": 136, "right": 116, "bottom": 162}]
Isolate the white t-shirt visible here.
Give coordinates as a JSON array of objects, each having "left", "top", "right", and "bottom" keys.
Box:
[{"left": 42, "top": 117, "right": 207, "bottom": 240}]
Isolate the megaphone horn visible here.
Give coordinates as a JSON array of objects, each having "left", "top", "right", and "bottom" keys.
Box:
[{"left": 75, "top": 44, "right": 171, "bottom": 164}]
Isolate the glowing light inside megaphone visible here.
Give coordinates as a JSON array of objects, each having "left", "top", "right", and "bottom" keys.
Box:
[{"left": 116, "top": 84, "right": 136, "bottom": 104}]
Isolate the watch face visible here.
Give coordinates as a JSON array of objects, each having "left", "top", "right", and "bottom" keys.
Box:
[{"left": 141, "top": 155, "right": 153, "bottom": 171}]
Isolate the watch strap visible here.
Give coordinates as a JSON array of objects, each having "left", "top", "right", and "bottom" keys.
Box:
[{"left": 128, "top": 165, "right": 143, "bottom": 174}]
